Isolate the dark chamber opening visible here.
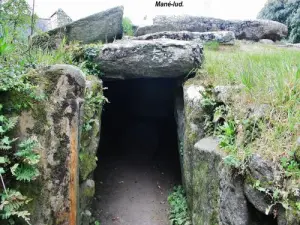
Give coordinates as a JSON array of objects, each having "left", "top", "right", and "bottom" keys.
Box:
[
  {"left": 92, "top": 78, "right": 182, "bottom": 225},
  {"left": 248, "top": 201, "right": 278, "bottom": 225}
]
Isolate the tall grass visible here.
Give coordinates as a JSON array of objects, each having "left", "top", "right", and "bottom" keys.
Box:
[
  {"left": 201, "top": 42, "right": 300, "bottom": 160},
  {"left": 204, "top": 44, "right": 300, "bottom": 105}
]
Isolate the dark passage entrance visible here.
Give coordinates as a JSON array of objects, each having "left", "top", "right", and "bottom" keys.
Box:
[{"left": 92, "top": 79, "right": 182, "bottom": 225}]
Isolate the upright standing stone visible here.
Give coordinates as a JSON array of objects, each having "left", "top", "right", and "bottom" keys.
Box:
[{"left": 18, "top": 65, "right": 85, "bottom": 225}]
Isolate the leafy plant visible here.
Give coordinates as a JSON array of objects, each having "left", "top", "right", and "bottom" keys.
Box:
[
  {"left": 0, "top": 46, "right": 42, "bottom": 223},
  {"left": 0, "top": 110, "right": 40, "bottom": 223},
  {"left": 0, "top": 189, "right": 31, "bottom": 223},
  {"left": 218, "top": 120, "right": 237, "bottom": 152},
  {"left": 122, "top": 17, "right": 134, "bottom": 36},
  {"left": 82, "top": 88, "right": 107, "bottom": 132},
  {"left": 1, "top": 0, "right": 34, "bottom": 42},
  {"left": 200, "top": 86, "right": 225, "bottom": 135},
  {"left": 223, "top": 155, "right": 241, "bottom": 168},
  {"left": 280, "top": 153, "right": 300, "bottom": 178},
  {"left": 168, "top": 186, "right": 191, "bottom": 225},
  {"left": 0, "top": 30, "right": 14, "bottom": 56},
  {"left": 71, "top": 43, "right": 103, "bottom": 76}
]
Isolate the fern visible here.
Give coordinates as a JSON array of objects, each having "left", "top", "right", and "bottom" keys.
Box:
[
  {"left": 15, "top": 138, "right": 40, "bottom": 165},
  {"left": 0, "top": 136, "right": 18, "bottom": 150},
  {"left": 4, "top": 117, "right": 19, "bottom": 132},
  {"left": 11, "top": 164, "right": 39, "bottom": 182},
  {"left": 0, "top": 189, "right": 31, "bottom": 224}
]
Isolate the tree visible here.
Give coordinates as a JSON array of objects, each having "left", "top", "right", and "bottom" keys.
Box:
[
  {"left": 258, "top": 0, "right": 300, "bottom": 43},
  {"left": 289, "top": 7, "right": 300, "bottom": 43},
  {"left": 0, "top": 0, "right": 32, "bottom": 41}
]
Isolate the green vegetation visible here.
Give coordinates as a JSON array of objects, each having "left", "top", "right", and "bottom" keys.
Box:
[
  {"left": 0, "top": 2, "right": 106, "bottom": 222},
  {"left": 258, "top": 0, "right": 300, "bottom": 43},
  {"left": 168, "top": 186, "right": 192, "bottom": 225},
  {"left": 0, "top": 0, "right": 35, "bottom": 41},
  {"left": 204, "top": 41, "right": 220, "bottom": 51},
  {"left": 71, "top": 42, "right": 103, "bottom": 76},
  {"left": 197, "top": 41, "right": 300, "bottom": 216},
  {"left": 122, "top": 17, "right": 134, "bottom": 36}
]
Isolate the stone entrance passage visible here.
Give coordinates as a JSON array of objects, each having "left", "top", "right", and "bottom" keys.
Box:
[{"left": 92, "top": 79, "right": 182, "bottom": 225}]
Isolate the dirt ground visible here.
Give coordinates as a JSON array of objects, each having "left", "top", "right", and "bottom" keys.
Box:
[{"left": 92, "top": 158, "right": 180, "bottom": 225}]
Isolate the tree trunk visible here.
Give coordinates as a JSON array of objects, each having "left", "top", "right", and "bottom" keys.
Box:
[{"left": 30, "top": 0, "right": 35, "bottom": 35}]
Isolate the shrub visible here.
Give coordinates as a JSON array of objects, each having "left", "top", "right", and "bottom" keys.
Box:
[{"left": 122, "top": 17, "right": 134, "bottom": 36}]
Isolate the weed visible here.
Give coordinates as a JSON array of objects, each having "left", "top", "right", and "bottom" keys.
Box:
[{"left": 168, "top": 186, "right": 191, "bottom": 225}]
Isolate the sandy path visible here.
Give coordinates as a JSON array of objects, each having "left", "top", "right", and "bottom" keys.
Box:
[{"left": 92, "top": 158, "right": 180, "bottom": 225}]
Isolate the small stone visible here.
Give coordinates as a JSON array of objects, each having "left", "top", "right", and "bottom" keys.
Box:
[
  {"left": 259, "top": 39, "right": 274, "bottom": 44},
  {"left": 248, "top": 154, "right": 274, "bottom": 183},
  {"left": 84, "top": 210, "right": 92, "bottom": 217}
]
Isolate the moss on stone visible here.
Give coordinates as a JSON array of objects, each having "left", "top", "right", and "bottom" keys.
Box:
[
  {"left": 192, "top": 159, "right": 220, "bottom": 225},
  {"left": 82, "top": 185, "right": 95, "bottom": 198},
  {"left": 79, "top": 152, "right": 97, "bottom": 181}
]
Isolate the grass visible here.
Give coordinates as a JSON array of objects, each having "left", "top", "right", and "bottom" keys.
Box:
[
  {"left": 198, "top": 41, "right": 300, "bottom": 161},
  {"left": 196, "top": 41, "right": 300, "bottom": 214}
]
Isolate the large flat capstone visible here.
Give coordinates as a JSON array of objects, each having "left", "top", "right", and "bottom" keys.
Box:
[
  {"left": 97, "top": 39, "right": 203, "bottom": 79},
  {"left": 135, "top": 15, "right": 288, "bottom": 41},
  {"left": 43, "top": 6, "right": 123, "bottom": 44},
  {"left": 133, "top": 31, "right": 235, "bottom": 44}
]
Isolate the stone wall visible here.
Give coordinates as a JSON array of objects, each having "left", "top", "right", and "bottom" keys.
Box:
[
  {"left": 178, "top": 80, "right": 300, "bottom": 225},
  {"left": 79, "top": 76, "right": 104, "bottom": 224}
]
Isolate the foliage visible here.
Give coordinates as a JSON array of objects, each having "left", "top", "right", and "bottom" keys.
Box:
[
  {"left": 27, "top": 37, "right": 74, "bottom": 67},
  {"left": 0, "top": 0, "right": 35, "bottom": 41},
  {"left": 0, "top": 24, "right": 43, "bottom": 224},
  {"left": 122, "top": 17, "right": 134, "bottom": 36},
  {"left": 204, "top": 41, "right": 220, "bottom": 51},
  {"left": 203, "top": 43, "right": 300, "bottom": 161},
  {"left": 280, "top": 153, "right": 300, "bottom": 178},
  {"left": 0, "top": 9, "right": 106, "bottom": 222},
  {"left": 258, "top": 0, "right": 300, "bottom": 43},
  {"left": 199, "top": 42, "right": 300, "bottom": 214},
  {"left": 0, "top": 189, "right": 31, "bottom": 223},
  {"left": 168, "top": 186, "right": 191, "bottom": 225},
  {"left": 0, "top": 28, "right": 14, "bottom": 56},
  {"left": 289, "top": 7, "right": 300, "bottom": 43},
  {"left": 82, "top": 85, "right": 107, "bottom": 132},
  {"left": 0, "top": 109, "right": 40, "bottom": 223},
  {"left": 218, "top": 120, "right": 237, "bottom": 152},
  {"left": 71, "top": 43, "right": 103, "bottom": 76},
  {"left": 199, "top": 86, "right": 225, "bottom": 135}
]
